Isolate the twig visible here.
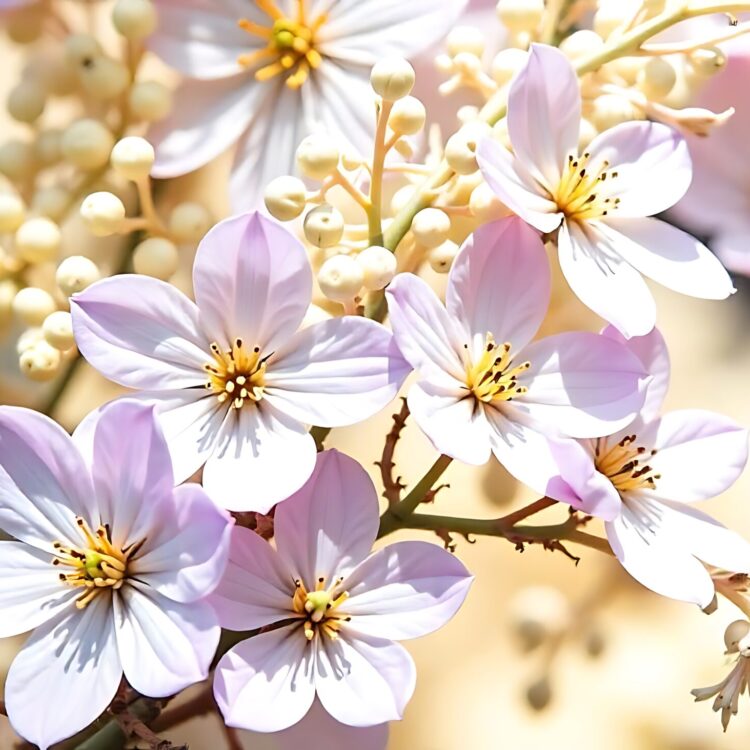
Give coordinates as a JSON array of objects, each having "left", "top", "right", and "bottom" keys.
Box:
[
  {"left": 374, "top": 398, "right": 410, "bottom": 508},
  {"left": 150, "top": 683, "right": 215, "bottom": 733}
]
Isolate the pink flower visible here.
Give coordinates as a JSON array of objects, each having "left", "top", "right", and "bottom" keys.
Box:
[
  {"left": 71, "top": 211, "right": 409, "bottom": 512},
  {"left": 385, "top": 216, "right": 648, "bottom": 501},
  {"left": 0, "top": 400, "right": 232, "bottom": 750},
  {"left": 476, "top": 44, "right": 734, "bottom": 338},
  {"left": 148, "top": 0, "right": 468, "bottom": 209},
  {"left": 553, "top": 326, "right": 750, "bottom": 607},
  {"left": 211, "top": 449, "right": 473, "bottom": 732}
]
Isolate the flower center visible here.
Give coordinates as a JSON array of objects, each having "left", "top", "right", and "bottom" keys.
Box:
[
  {"left": 204, "top": 338, "right": 268, "bottom": 410},
  {"left": 554, "top": 152, "right": 621, "bottom": 222},
  {"left": 464, "top": 334, "right": 530, "bottom": 403},
  {"left": 292, "top": 575, "right": 351, "bottom": 642},
  {"left": 594, "top": 434, "right": 661, "bottom": 493},
  {"left": 237, "top": 0, "right": 326, "bottom": 89},
  {"left": 52, "top": 517, "right": 143, "bottom": 610}
]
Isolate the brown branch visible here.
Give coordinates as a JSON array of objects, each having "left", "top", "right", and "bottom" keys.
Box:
[
  {"left": 495, "top": 497, "right": 557, "bottom": 528},
  {"left": 150, "top": 683, "right": 215, "bottom": 734},
  {"left": 222, "top": 726, "right": 244, "bottom": 750},
  {"left": 374, "top": 398, "right": 410, "bottom": 508}
]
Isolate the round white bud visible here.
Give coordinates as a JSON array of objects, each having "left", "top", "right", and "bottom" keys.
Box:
[
  {"left": 16, "top": 326, "right": 44, "bottom": 355},
  {"left": 56, "top": 255, "right": 100, "bottom": 296},
  {"left": 32, "top": 186, "right": 72, "bottom": 222},
  {"left": 128, "top": 80, "right": 172, "bottom": 121},
  {"left": 411, "top": 208, "right": 451, "bottom": 249},
  {"left": 42, "top": 310, "right": 75, "bottom": 351},
  {"left": 356, "top": 245, "right": 397, "bottom": 291},
  {"left": 447, "top": 26, "right": 485, "bottom": 58},
  {"left": 61, "top": 119, "right": 114, "bottom": 170},
  {"left": 7, "top": 6, "right": 44, "bottom": 44},
  {"left": 15, "top": 217, "right": 61, "bottom": 263},
  {"left": 593, "top": 1, "right": 631, "bottom": 39},
  {"left": 80, "top": 192, "right": 126, "bottom": 237},
  {"left": 79, "top": 57, "right": 130, "bottom": 101},
  {"left": 133, "top": 237, "right": 179, "bottom": 280},
  {"left": 317, "top": 255, "right": 364, "bottom": 302},
  {"left": 34, "top": 129, "right": 62, "bottom": 166},
  {"left": 689, "top": 46, "right": 727, "bottom": 77},
  {"left": 605, "top": 56, "right": 644, "bottom": 86},
  {"left": 42, "top": 55, "right": 78, "bottom": 97},
  {"left": 19, "top": 340, "right": 61, "bottom": 382},
  {"left": 64, "top": 34, "right": 103, "bottom": 67},
  {"left": 370, "top": 57, "right": 415, "bottom": 101},
  {"left": 389, "top": 96, "right": 426, "bottom": 136},
  {"left": 589, "top": 93, "right": 637, "bottom": 132},
  {"left": 445, "top": 123, "right": 490, "bottom": 175},
  {"left": 264, "top": 175, "right": 307, "bottom": 221},
  {"left": 0, "top": 140, "right": 35, "bottom": 181},
  {"left": 496, "top": 0, "right": 544, "bottom": 32},
  {"left": 559, "top": 29, "right": 604, "bottom": 60},
  {"left": 303, "top": 204, "right": 345, "bottom": 248},
  {"left": 13, "top": 287, "right": 56, "bottom": 326},
  {"left": 428, "top": 240, "right": 459, "bottom": 273},
  {"left": 0, "top": 193, "right": 26, "bottom": 233},
  {"left": 7, "top": 79, "right": 46, "bottom": 124},
  {"left": 112, "top": 0, "right": 158, "bottom": 40},
  {"left": 491, "top": 47, "right": 527, "bottom": 86},
  {"left": 724, "top": 620, "right": 750, "bottom": 654},
  {"left": 637, "top": 57, "right": 676, "bottom": 101},
  {"left": 470, "top": 182, "right": 510, "bottom": 221},
  {"left": 111, "top": 136, "right": 155, "bottom": 180},
  {"left": 296, "top": 134, "right": 340, "bottom": 180},
  {"left": 168, "top": 202, "right": 212, "bottom": 243}
]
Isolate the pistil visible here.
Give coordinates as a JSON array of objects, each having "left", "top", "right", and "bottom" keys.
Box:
[
  {"left": 204, "top": 338, "right": 269, "bottom": 409},
  {"left": 292, "top": 575, "right": 351, "bottom": 642}
]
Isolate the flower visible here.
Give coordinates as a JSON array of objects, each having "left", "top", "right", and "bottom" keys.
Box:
[
  {"left": 71, "top": 211, "right": 409, "bottom": 512},
  {"left": 148, "top": 0, "right": 468, "bottom": 209},
  {"left": 692, "top": 654, "right": 750, "bottom": 731},
  {"left": 0, "top": 400, "right": 233, "bottom": 750},
  {"left": 476, "top": 43, "right": 734, "bottom": 338},
  {"left": 211, "top": 449, "right": 473, "bottom": 731},
  {"left": 384, "top": 216, "right": 648, "bottom": 501},
  {"left": 552, "top": 325, "right": 750, "bottom": 607}
]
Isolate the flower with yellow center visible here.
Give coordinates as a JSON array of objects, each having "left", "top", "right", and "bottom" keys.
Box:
[
  {"left": 291, "top": 574, "right": 351, "bottom": 642},
  {"left": 593, "top": 433, "right": 659, "bottom": 493}
]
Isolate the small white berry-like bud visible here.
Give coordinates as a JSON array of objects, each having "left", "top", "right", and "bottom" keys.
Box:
[
  {"left": 559, "top": 29, "right": 604, "bottom": 60},
  {"left": 111, "top": 136, "right": 155, "bottom": 180},
  {"left": 16, "top": 326, "right": 44, "bottom": 355},
  {"left": 168, "top": 202, "right": 212, "bottom": 243},
  {"left": 64, "top": 34, "right": 103, "bottom": 66},
  {"left": 526, "top": 677, "right": 552, "bottom": 711},
  {"left": 490, "top": 47, "right": 527, "bottom": 85},
  {"left": 61, "top": 119, "right": 114, "bottom": 170},
  {"left": 303, "top": 204, "right": 345, "bottom": 248},
  {"left": 80, "top": 192, "right": 126, "bottom": 237},
  {"left": 133, "top": 237, "right": 179, "bottom": 279},
  {"left": 34, "top": 129, "right": 62, "bottom": 166},
  {"left": 264, "top": 175, "right": 307, "bottom": 221},
  {"left": 496, "top": 0, "right": 544, "bottom": 32},
  {"left": 370, "top": 57, "right": 415, "bottom": 101},
  {"left": 42, "top": 310, "right": 75, "bottom": 351},
  {"left": 412, "top": 208, "right": 451, "bottom": 249},
  {"left": 470, "top": 182, "right": 510, "bottom": 221},
  {"left": 356, "top": 245, "right": 397, "bottom": 291},
  {"left": 296, "top": 134, "right": 340, "bottom": 180},
  {"left": 7, "top": 79, "right": 46, "bottom": 124},
  {"left": 79, "top": 56, "right": 130, "bottom": 101},
  {"left": 724, "top": 620, "right": 750, "bottom": 654},
  {"left": 593, "top": 0, "right": 631, "bottom": 39},
  {"left": 389, "top": 96, "right": 426, "bottom": 136},
  {"left": 318, "top": 254, "right": 364, "bottom": 302},
  {"left": 0, "top": 140, "right": 35, "bottom": 180},
  {"left": 15, "top": 217, "right": 61, "bottom": 263},
  {"left": 112, "top": 0, "right": 158, "bottom": 40},
  {"left": 19, "top": 340, "right": 61, "bottom": 382},
  {"left": 589, "top": 93, "right": 637, "bottom": 132},
  {"left": 689, "top": 46, "right": 727, "bottom": 77},
  {"left": 128, "top": 80, "right": 173, "bottom": 121},
  {"left": 445, "top": 122, "right": 491, "bottom": 175},
  {"left": 428, "top": 240, "right": 459, "bottom": 273},
  {"left": 56, "top": 255, "right": 101, "bottom": 296},
  {"left": 13, "top": 287, "right": 56, "bottom": 326},
  {"left": 32, "top": 186, "right": 72, "bottom": 222},
  {"left": 7, "top": 6, "right": 44, "bottom": 44},
  {"left": 447, "top": 26, "right": 486, "bottom": 58},
  {"left": 637, "top": 57, "right": 676, "bottom": 101},
  {"left": 0, "top": 193, "right": 26, "bottom": 233}
]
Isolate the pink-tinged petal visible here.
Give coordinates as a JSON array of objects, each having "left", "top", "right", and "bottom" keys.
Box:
[
  {"left": 712, "top": 225, "right": 750, "bottom": 276},
  {"left": 586, "top": 121, "right": 692, "bottom": 217},
  {"left": 598, "top": 217, "right": 734, "bottom": 300},
  {"left": 264, "top": 317, "right": 410, "bottom": 427},
  {"left": 71, "top": 275, "right": 209, "bottom": 390},
  {"left": 0, "top": 542, "right": 78, "bottom": 637},
  {"left": 202, "top": 403, "right": 316, "bottom": 513},
  {"left": 214, "top": 626, "right": 316, "bottom": 733},
  {"left": 315, "top": 632, "right": 415, "bottom": 726},
  {"left": 386, "top": 272, "right": 467, "bottom": 384},
  {"left": 341, "top": 541, "right": 472, "bottom": 640},
  {"left": 5, "top": 596, "right": 121, "bottom": 750},
  {"left": 558, "top": 219, "right": 656, "bottom": 338},
  {"left": 407, "top": 382, "right": 492, "bottom": 465},
  {"left": 507, "top": 44, "right": 580, "bottom": 187},
  {"left": 275, "top": 450, "right": 379, "bottom": 587},
  {"left": 0, "top": 406, "right": 95, "bottom": 550},
  {"left": 114, "top": 585, "right": 219, "bottom": 697},
  {"left": 602, "top": 325, "right": 670, "bottom": 422},
  {"left": 447, "top": 217, "right": 550, "bottom": 354},
  {"left": 131, "top": 483, "right": 233, "bottom": 603},
  {"left": 605, "top": 501, "right": 715, "bottom": 606},
  {"left": 193, "top": 211, "right": 312, "bottom": 352},
  {"left": 209, "top": 526, "right": 294, "bottom": 631},
  {"left": 476, "top": 136, "right": 562, "bottom": 233}
]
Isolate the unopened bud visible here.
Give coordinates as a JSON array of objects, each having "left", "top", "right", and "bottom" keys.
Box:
[
  {"left": 370, "top": 57, "right": 415, "bottom": 101},
  {"left": 129, "top": 80, "right": 172, "bottom": 121},
  {"left": 56, "top": 255, "right": 100, "bottom": 296},
  {"left": 15, "top": 218, "right": 61, "bottom": 263},
  {"left": 61, "top": 119, "right": 114, "bottom": 170},
  {"left": 112, "top": 0, "right": 158, "bottom": 40},
  {"left": 447, "top": 26, "right": 486, "bottom": 58},
  {"left": 0, "top": 194, "right": 25, "bottom": 233},
  {"left": 264, "top": 176, "right": 307, "bottom": 221},
  {"left": 79, "top": 56, "right": 130, "bottom": 101},
  {"left": 111, "top": 136, "right": 155, "bottom": 180},
  {"left": 32, "top": 187, "right": 72, "bottom": 222},
  {"left": 389, "top": 96, "right": 426, "bottom": 136},
  {"left": 133, "top": 237, "right": 179, "bottom": 280},
  {"left": 303, "top": 204, "right": 345, "bottom": 248},
  {"left": 19, "top": 340, "right": 61, "bottom": 382},
  {"left": 724, "top": 620, "right": 750, "bottom": 654},
  {"left": 445, "top": 123, "right": 491, "bottom": 175},
  {"left": 428, "top": 240, "right": 459, "bottom": 273},
  {"left": 318, "top": 254, "right": 364, "bottom": 302},
  {"left": 80, "top": 192, "right": 126, "bottom": 237},
  {"left": 168, "top": 202, "right": 212, "bottom": 243},
  {"left": 43, "top": 311, "right": 75, "bottom": 351},
  {"left": 7, "top": 79, "right": 46, "bottom": 124},
  {"left": 491, "top": 48, "right": 527, "bottom": 86},
  {"left": 470, "top": 182, "right": 510, "bottom": 221},
  {"left": 296, "top": 134, "right": 340, "bottom": 180},
  {"left": 412, "top": 208, "right": 451, "bottom": 249},
  {"left": 559, "top": 30, "right": 605, "bottom": 60},
  {"left": 637, "top": 57, "right": 676, "bottom": 100},
  {"left": 13, "top": 287, "right": 56, "bottom": 326},
  {"left": 356, "top": 246, "right": 397, "bottom": 291},
  {"left": 689, "top": 46, "right": 726, "bottom": 77}
]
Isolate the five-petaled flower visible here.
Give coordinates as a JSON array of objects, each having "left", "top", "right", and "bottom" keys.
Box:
[
  {"left": 210, "top": 449, "right": 473, "bottom": 732},
  {"left": 0, "top": 400, "right": 233, "bottom": 750}
]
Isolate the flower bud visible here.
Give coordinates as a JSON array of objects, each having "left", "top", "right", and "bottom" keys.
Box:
[
  {"left": 356, "top": 245, "right": 397, "bottom": 291},
  {"left": 689, "top": 46, "right": 726, "bottom": 77},
  {"left": 111, "top": 136, "right": 155, "bottom": 180},
  {"left": 0, "top": 139, "right": 35, "bottom": 181},
  {"left": 412, "top": 208, "right": 451, "bottom": 249},
  {"left": 637, "top": 57, "right": 676, "bottom": 100},
  {"left": 428, "top": 240, "right": 459, "bottom": 273},
  {"left": 593, "top": 1, "right": 631, "bottom": 39},
  {"left": 133, "top": 237, "right": 179, "bottom": 280},
  {"left": 0, "top": 193, "right": 25, "bottom": 233},
  {"left": 56, "top": 255, "right": 101, "bottom": 296},
  {"left": 318, "top": 254, "right": 364, "bottom": 302},
  {"left": 168, "top": 202, "right": 212, "bottom": 243},
  {"left": 370, "top": 57, "right": 415, "bottom": 100},
  {"left": 32, "top": 186, "right": 72, "bottom": 222},
  {"left": 265, "top": 175, "right": 307, "bottom": 221},
  {"left": 61, "top": 119, "right": 114, "bottom": 170},
  {"left": 129, "top": 80, "right": 173, "bottom": 121},
  {"left": 7, "top": 79, "right": 46, "bottom": 124},
  {"left": 19, "top": 340, "right": 61, "bottom": 382},
  {"left": 34, "top": 129, "right": 62, "bottom": 166},
  {"left": 589, "top": 93, "right": 637, "bottom": 132},
  {"left": 64, "top": 34, "right": 103, "bottom": 67},
  {"left": 559, "top": 30, "right": 604, "bottom": 60},
  {"left": 79, "top": 56, "right": 130, "bottom": 101},
  {"left": 80, "top": 192, "right": 126, "bottom": 237},
  {"left": 447, "top": 26, "right": 485, "bottom": 58},
  {"left": 296, "top": 134, "right": 340, "bottom": 180},
  {"left": 16, "top": 326, "right": 43, "bottom": 355},
  {"left": 445, "top": 123, "right": 490, "bottom": 175},
  {"left": 303, "top": 204, "right": 345, "bottom": 248},
  {"left": 13, "top": 287, "right": 56, "bottom": 326},
  {"left": 526, "top": 677, "right": 552, "bottom": 711},
  {"left": 470, "top": 182, "right": 510, "bottom": 221},
  {"left": 496, "top": 0, "right": 544, "bottom": 32},
  {"left": 15, "top": 217, "right": 61, "bottom": 263},
  {"left": 112, "top": 0, "right": 158, "bottom": 40},
  {"left": 389, "top": 96, "right": 426, "bottom": 136},
  {"left": 724, "top": 620, "right": 750, "bottom": 654},
  {"left": 42, "top": 310, "right": 75, "bottom": 351},
  {"left": 491, "top": 47, "right": 527, "bottom": 86}
]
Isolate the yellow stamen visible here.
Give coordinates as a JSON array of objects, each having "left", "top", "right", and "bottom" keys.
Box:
[
  {"left": 554, "top": 152, "right": 621, "bottom": 222},
  {"left": 291, "top": 575, "right": 351, "bottom": 642},
  {"left": 204, "top": 339, "right": 268, "bottom": 410},
  {"left": 595, "top": 435, "right": 661, "bottom": 493},
  {"left": 464, "top": 334, "right": 530, "bottom": 404}
]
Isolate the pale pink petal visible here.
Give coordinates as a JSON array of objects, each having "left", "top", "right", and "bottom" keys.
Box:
[
  {"left": 214, "top": 626, "right": 316, "bottom": 733},
  {"left": 71, "top": 275, "right": 209, "bottom": 390},
  {"left": 315, "top": 632, "right": 415, "bottom": 726},
  {"left": 274, "top": 450, "right": 379, "bottom": 587},
  {"left": 263, "top": 317, "right": 410, "bottom": 427},
  {"left": 5, "top": 596, "right": 121, "bottom": 750}
]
